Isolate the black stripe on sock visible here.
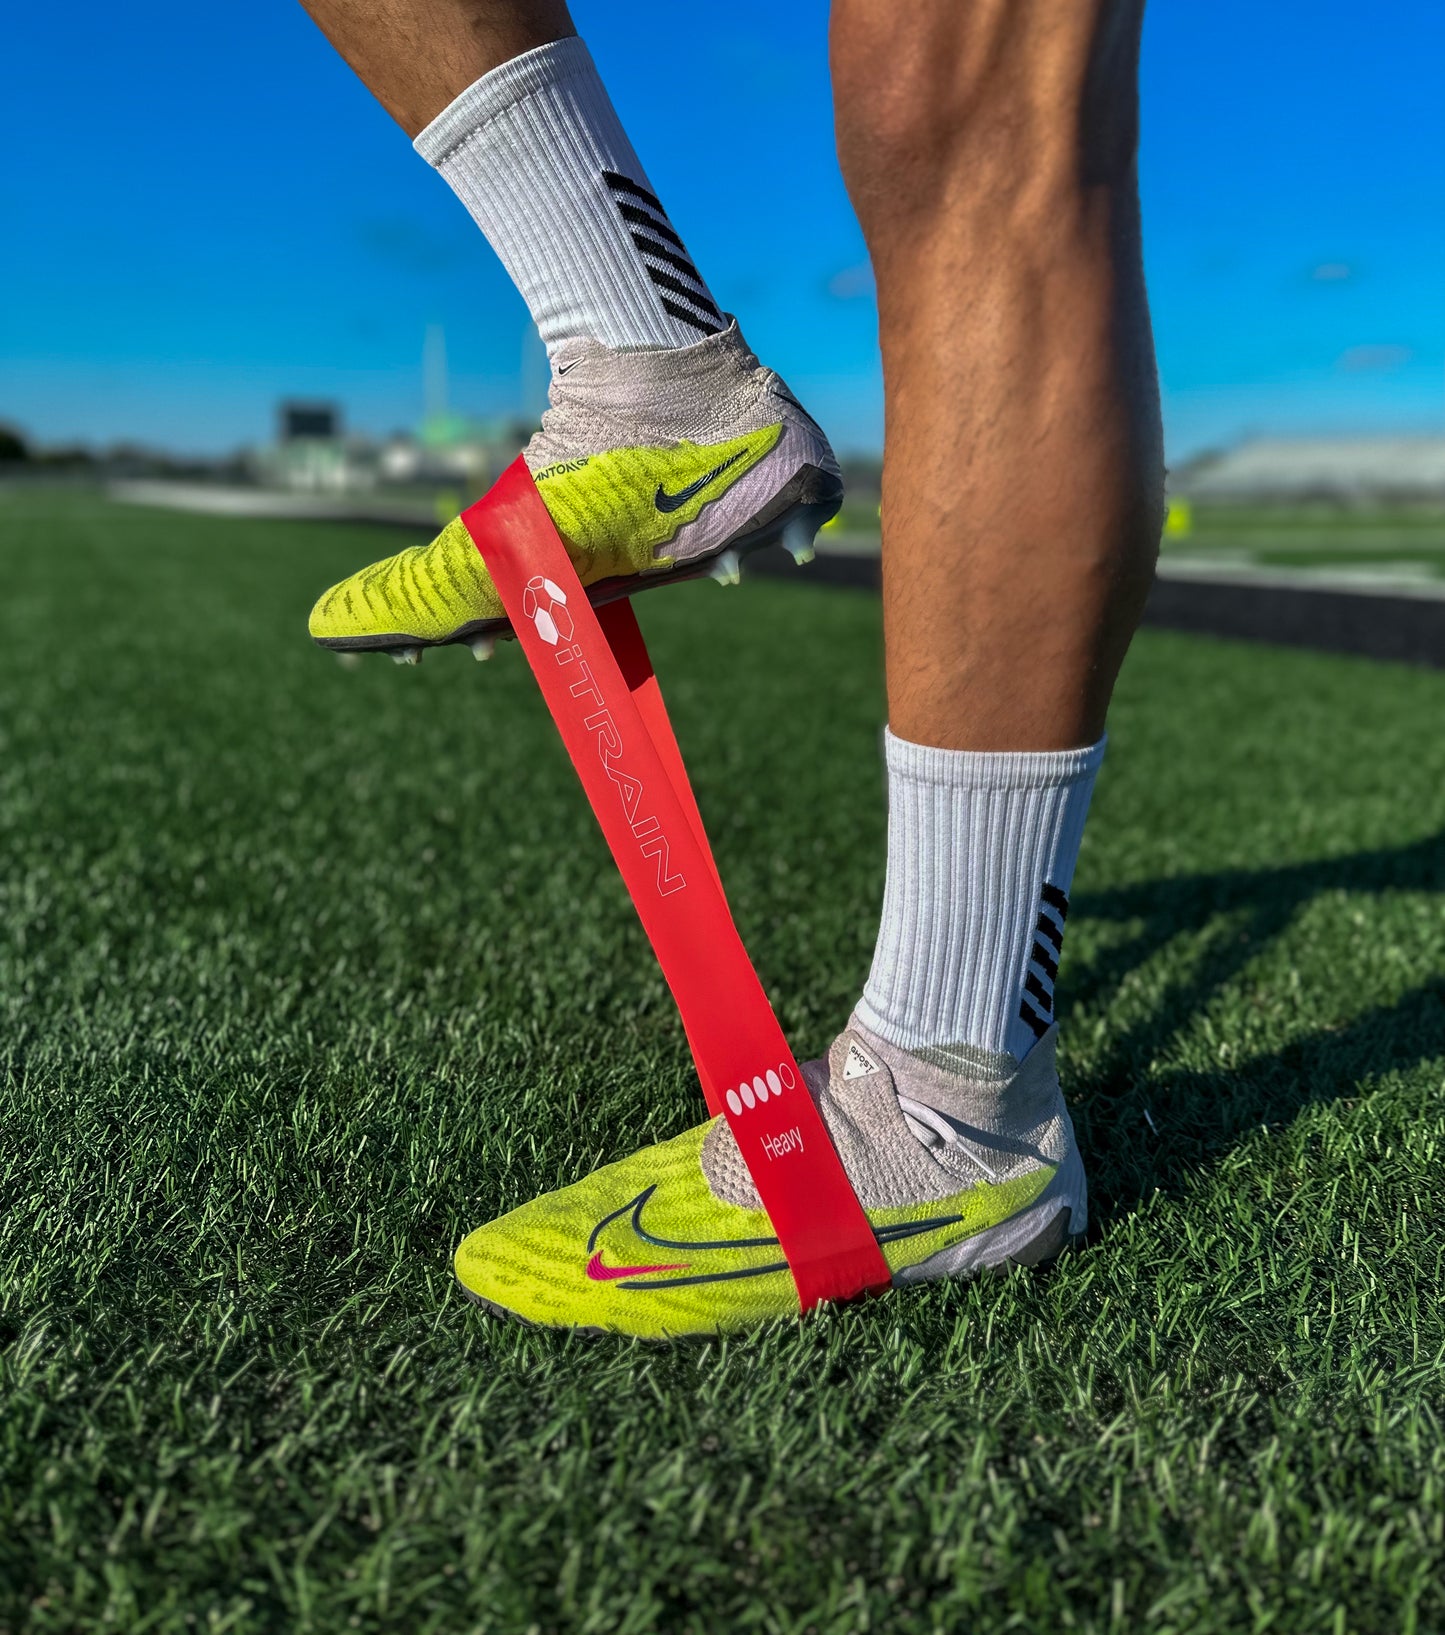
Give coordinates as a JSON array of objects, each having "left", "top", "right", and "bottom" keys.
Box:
[
  {"left": 631, "top": 230, "right": 711, "bottom": 288},
  {"left": 1041, "top": 882, "right": 1070, "bottom": 919},
  {"left": 1030, "top": 941, "right": 1059, "bottom": 982},
  {"left": 618, "top": 201, "right": 686, "bottom": 251},
  {"left": 1024, "top": 972, "right": 1054, "bottom": 1013},
  {"left": 660, "top": 296, "right": 722, "bottom": 335},
  {"left": 1019, "top": 999, "right": 1050, "bottom": 1038},
  {"left": 642, "top": 265, "right": 723, "bottom": 322},
  {"left": 1036, "top": 912, "right": 1064, "bottom": 953},
  {"left": 602, "top": 169, "right": 667, "bottom": 215}
]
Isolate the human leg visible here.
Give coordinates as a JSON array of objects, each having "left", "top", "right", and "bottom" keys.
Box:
[
  {"left": 830, "top": 0, "right": 1162, "bottom": 1077},
  {"left": 833, "top": 0, "right": 1163, "bottom": 753}
]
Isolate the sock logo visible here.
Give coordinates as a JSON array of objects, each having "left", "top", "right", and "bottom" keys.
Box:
[
  {"left": 602, "top": 170, "right": 724, "bottom": 338},
  {"left": 1020, "top": 882, "right": 1068, "bottom": 1039},
  {"left": 842, "top": 1039, "right": 881, "bottom": 1081}
]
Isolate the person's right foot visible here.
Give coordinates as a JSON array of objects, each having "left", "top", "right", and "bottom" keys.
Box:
[
  {"left": 453, "top": 1016, "right": 1086, "bottom": 1339},
  {"left": 307, "top": 320, "right": 842, "bottom": 662}
]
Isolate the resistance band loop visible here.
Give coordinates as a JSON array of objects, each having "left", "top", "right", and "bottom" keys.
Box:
[{"left": 462, "top": 458, "right": 891, "bottom": 1312}]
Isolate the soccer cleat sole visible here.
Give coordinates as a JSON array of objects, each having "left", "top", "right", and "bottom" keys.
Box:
[
  {"left": 892, "top": 1142, "right": 1088, "bottom": 1286},
  {"left": 312, "top": 470, "right": 842, "bottom": 658}
]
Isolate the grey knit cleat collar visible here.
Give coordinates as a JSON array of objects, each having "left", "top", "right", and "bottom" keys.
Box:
[{"left": 701, "top": 1011, "right": 1074, "bottom": 1215}]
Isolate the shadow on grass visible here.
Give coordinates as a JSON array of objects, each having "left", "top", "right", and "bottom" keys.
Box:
[{"left": 1066, "top": 829, "right": 1445, "bottom": 1222}]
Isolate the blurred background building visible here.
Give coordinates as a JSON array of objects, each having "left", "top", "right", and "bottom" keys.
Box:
[
  {"left": 233, "top": 327, "right": 530, "bottom": 502},
  {"left": 1173, "top": 437, "right": 1445, "bottom": 506}
]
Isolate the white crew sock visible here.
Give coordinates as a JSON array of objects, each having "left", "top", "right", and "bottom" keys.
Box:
[
  {"left": 414, "top": 37, "right": 724, "bottom": 355},
  {"left": 857, "top": 729, "right": 1105, "bottom": 1064}
]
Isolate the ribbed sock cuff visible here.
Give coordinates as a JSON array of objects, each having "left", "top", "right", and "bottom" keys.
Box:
[{"left": 882, "top": 728, "right": 1107, "bottom": 793}]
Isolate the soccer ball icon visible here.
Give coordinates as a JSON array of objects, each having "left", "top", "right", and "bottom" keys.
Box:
[{"left": 522, "top": 575, "right": 573, "bottom": 646}]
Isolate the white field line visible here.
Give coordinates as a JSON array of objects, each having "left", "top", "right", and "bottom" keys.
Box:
[
  {"left": 108, "top": 481, "right": 435, "bottom": 525},
  {"left": 1154, "top": 556, "right": 1445, "bottom": 602}
]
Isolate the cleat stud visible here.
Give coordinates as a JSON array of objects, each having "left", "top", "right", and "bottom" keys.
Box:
[
  {"left": 711, "top": 548, "right": 742, "bottom": 586},
  {"left": 467, "top": 636, "right": 496, "bottom": 662},
  {"left": 782, "top": 519, "right": 818, "bottom": 566},
  {"left": 335, "top": 652, "right": 363, "bottom": 670},
  {"left": 392, "top": 647, "right": 423, "bottom": 666}
]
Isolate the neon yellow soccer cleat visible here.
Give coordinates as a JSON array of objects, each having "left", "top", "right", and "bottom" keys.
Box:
[
  {"left": 455, "top": 1017, "right": 1086, "bottom": 1338},
  {"left": 308, "top": 320, "right": 842, "bottom": 662}
]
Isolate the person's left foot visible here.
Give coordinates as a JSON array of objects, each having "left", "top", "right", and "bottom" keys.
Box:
[{"left": 454, "top": 1015, "right": 1086, "bottom": 1338}]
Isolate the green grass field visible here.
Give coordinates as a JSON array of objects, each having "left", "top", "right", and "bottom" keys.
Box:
[{"left": 3, "top": 489, "right": 1444, "bottom": 1634}]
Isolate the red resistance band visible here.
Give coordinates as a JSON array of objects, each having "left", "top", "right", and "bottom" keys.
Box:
[{"left": 462, "top": 457, "right": 891, "bottom": 1312}]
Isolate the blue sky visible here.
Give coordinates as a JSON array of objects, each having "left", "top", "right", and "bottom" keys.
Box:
[{"left": 2, "top": 0, "right": 1441, "bottom": 458}]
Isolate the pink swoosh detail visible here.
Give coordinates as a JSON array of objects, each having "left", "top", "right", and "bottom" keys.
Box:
[{"left": 587, "top": 1251, "right": 690, "bottom": 1282}]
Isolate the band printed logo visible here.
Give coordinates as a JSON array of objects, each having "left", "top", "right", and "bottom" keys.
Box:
[{"left": 523, "top": 573, "right": 685, "bottom": 898}]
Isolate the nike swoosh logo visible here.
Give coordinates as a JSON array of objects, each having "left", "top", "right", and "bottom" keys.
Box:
[
  {"left": 586, "top": 1252, "right": 690, "bottom": 1281},
  {"left": 654, "top": 450, "right": 748, "bottom": 514},
  {"left": 586, "top": 1185, "right": 970, "bottom": 1291},
  {"left": 556, "top": 358, "right": 581, "bottom": 376},
  {"left": 589, "top": 1186, "right": 778, "bottom": 1257}
]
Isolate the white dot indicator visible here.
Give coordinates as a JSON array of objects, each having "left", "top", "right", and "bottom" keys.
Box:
[
  {"left": 752, "top": 1075, "right": 767, "bottom": 1102},
  {"left": 726, "top": 1089, "right": 743, "bottom": 1116},
  {"left": 766, "top": 1069, "right": 782, "bottom": 1096},
  {"left": 779, "top": 1062, "right": 796, "bottom": 1089},
  {"left": 740, "top": 1081, "right": 756, "bottom": 1109}
]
